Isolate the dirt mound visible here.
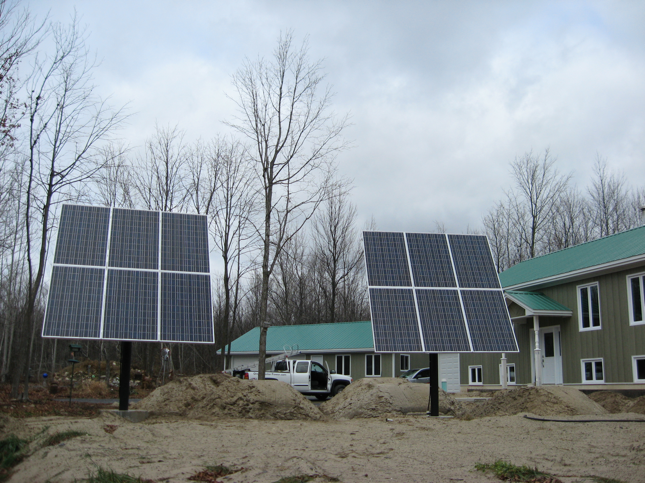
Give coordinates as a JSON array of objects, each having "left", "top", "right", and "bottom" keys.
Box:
[
  {"left": 320, "top": 377, "right": 464, "bottom": 419},
  {"left": 466, "top": 386, "right": 607, "bottom": 418},
  {"left": 588, "top": 391, "right": 645, "bottom": 414},
  {"left": 134, "top": 373, "right": 322, "bottom": 420}
]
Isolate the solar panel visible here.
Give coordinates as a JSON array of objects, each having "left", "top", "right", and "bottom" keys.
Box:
[
  {"left": 415, "top": 289, "right": 470, "bottom": 352},
  {"left": 461, "top": 290, "right": 517, "bottom": 352},
  {"left": 103, "top": 269, "right": 159, "bottom": 340},
  {"left": 54, "top": 205, "right": 110, "bottom": 267},
  {"left": 363, "top": 231, "right": 518, "bottom": 353},
  {"left": 406, "top": 233, "right": 456, "bottom": 287},
  {"left": 161, "top": 273, "right": 213, "bottom": 342},
  {"left": 109, "top": 209, "right": 159, "bottom": 270},
  {"left": 43, "top": 266, "right": 104, "bottom": 338},
  {"left": 368, "top": 288, "right": 423, "bottom": 352},
  {"left": 42, "top": 205, "right": 214, "bottom": 343},
  {"left": 448, "top": 234, "right": 501, "bottom": 289},
  {"left": 161, "top": 212, "right": 210, "bottom": 273},
  {"left": 363, "top": 231, "right": 412, "bottom": 287}
]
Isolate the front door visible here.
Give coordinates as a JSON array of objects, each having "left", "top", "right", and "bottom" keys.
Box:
[{"left": 539, "top": 326, "right": 562, "bottom": 384}]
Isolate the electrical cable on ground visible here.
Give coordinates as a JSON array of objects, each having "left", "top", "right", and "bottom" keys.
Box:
[{"left": 523, "top": 414, "right": 645, "bottom": 423}]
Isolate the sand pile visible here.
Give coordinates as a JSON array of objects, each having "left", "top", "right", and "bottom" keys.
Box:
[
  {"left": 134, "top": 373, "right": 323, "bottom": 420},
  {"left": 588, "top": 391, "right": 645, "bottom": 414},
  {"left": 466, "top": 386, "right": 607, "bottom": 418},
  {"left": 320, "top": 377, "right": 464, "bottom": 419}
]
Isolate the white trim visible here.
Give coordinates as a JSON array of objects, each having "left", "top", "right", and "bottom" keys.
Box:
[
  {"left": 581, "top": 358, "right": 605, "bottom": 383},
  {"left": 335, "top": 354, "right": 351, "bottom": 376},
  {"left": 365, "top": 354, "right": 382, "bottom": 377},
  {"left": 577, "top": 282, "right": 602, "bottom": 331},
  {"left": 633, "top": 355, "right": 645, "bottom": 383},
  {"left": 504, "top": 253, "right": 645, "bottom": 291},
  {"left": 627, "top": 272, "right": 645, "bottom": 326},
  {"left": 499, "top": 362, "right": 516, "bottom": 385},
  {"left": 468, "top": 365, "right": 483, "bottom": 385}
]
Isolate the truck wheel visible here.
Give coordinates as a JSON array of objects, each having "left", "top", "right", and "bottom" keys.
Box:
[
  {"left": 331, "top": 384, "right": 347, "bottom": 397},
  {"left": 315, "top": 394, "right": 328, "bottom": 401}
]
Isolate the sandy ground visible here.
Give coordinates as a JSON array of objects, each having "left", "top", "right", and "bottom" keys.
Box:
[{"left": 3, "top": 376, "right": 645, "bottom": 483}]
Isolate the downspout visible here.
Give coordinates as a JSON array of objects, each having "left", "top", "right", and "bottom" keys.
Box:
[
  {"left": 534, "top": 315, "right": 542, "bottom": 387},
  {"left": 500, "top": 353, "right": 507, "bottom": 389}
]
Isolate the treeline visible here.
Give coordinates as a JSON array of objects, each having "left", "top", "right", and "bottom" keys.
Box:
[
  {"left": 0, "top": 2, "right": 368, "bottom": 396},
  {"left": 483, "top": 150, "right": 644, "bottom": 273}
]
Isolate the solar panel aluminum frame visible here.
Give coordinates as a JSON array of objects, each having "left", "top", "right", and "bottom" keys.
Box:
[
  {"left": 42, "top": 205, "right": 214, "bottom": 344},
  {"left": 363, "top": 231, "right": 518, "bottom": 354}
]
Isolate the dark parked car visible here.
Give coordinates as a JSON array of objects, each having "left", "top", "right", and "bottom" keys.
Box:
[{"left": 400, "top": 367, "right": 430, "bottom": 384}]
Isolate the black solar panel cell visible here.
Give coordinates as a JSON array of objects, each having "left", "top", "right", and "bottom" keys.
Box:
[
  {"left": 43, "top": 266, "right": 104, "bottom": 338},
  {"left": 415, "top": 289, "right": 471, "bottom": 352},
  {"left": 448, "top": 235, "right": 500, "bottom": 289},
  {"left": 161, "top": 273, "right": 213, "bottom": 342},
  {"left": 363, "top": 232, "right": 412, "bottom": 287},
  {"left": 54, "top": 205, "right": 110, "bottom": 266},
  {"left": 109, "top": 209, "right": 159, "bottom": 270},
  {"left": 406, "top": 233, "right": 457, "bottom": 287},
  {"left": 161, "top": 213, "right": 210, "bottom": 273},
  {"left": 369, "top": 288, "right": 423, "bottom": 352},
  {"left": 103, "top": 269, "right": 158, "bottom": 340},
  {"left": 460, "top": 290, "right": 518, "bottom": 352}
]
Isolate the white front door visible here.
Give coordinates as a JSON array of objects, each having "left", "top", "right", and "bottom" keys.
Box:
[{"left": 539, "top": 326, "right": 563, "bottom": 384}]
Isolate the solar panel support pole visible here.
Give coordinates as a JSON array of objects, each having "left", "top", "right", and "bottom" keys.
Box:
[
  {"left": 119, "top": 341, "right": 132, "bottom": 411},
  {"left": 428, "top": 353, "right": 439, "bottom": 417}
]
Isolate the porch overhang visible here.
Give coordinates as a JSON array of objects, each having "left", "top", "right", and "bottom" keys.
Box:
[{"left": 505, "top": 290, "right": 573, "bottom": 320}]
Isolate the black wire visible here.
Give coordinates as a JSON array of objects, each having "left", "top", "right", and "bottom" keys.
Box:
[{"left": 523, "top": 414, "right": 645, "bottom": 423}]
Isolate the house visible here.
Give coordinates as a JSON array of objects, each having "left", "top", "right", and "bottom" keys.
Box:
[
  {"left": 460, "top": 225, "right": 645, "bottom": 392},
  {"left": 224, "top": 321, "right": 462, "bottom": 392}
]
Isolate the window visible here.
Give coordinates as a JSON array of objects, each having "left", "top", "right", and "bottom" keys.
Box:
[
  {"left": 581, "top": 358, "right": 604, "bottom": 383},
  {"left": 295, "top": 361, "right": 309, "bottom": 373},
  {"left": 400, "top": 354, "right": 410, "bottom": 372},
  {"left": 469, "top": 365, "right": 483, "bottom": 385},
  {"left": 578, "top": 283, "right": 601, "bottom": 330},
  {"left": 628, "top": 273, "right": 645, "bottom": 325},
  {"left": 336, "top": 355, "right": 351, "bottom": 376},
  {"left": 366, "top": 354, "right": 381, "bottom": 377},
  {"left": 499, "top": 363, "right": 516, "bottom": 385},
  {"left": 633, "top": 356, "right": 645, "bottom": 383}
]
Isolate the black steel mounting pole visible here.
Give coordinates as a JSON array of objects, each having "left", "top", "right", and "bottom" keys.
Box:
[
  {"left": 429, "top": 353, "right": 439, "bottom": 417},
  {"left": 119, "top": 341, "right": 132, "bottom": 411}
]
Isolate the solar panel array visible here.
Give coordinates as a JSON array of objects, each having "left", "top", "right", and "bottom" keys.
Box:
[
  {"left": 364, "top": 231, "right": 518, "bottom": 353},
  {"left": 43, "top": 205, "right": 214, "bottom": 343}
]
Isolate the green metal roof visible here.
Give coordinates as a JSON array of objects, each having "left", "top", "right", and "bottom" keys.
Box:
[
  {"left": 505, "top": 291, "right": 571, "bottom": 313},
  {"left": 499, "top": 226, "right": 645, "bottom": 288},
  {"left": 226, "top": 321, "right": 374, "bottom": 353}
]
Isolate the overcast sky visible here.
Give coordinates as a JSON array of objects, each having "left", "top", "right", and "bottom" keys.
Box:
[{"left": 30, "top": 0, "right": 645, "bottom": 234}]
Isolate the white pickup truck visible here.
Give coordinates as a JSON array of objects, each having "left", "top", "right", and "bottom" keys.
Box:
[{"left": 244, "top": 359, "right": 352, "bottom": 400}]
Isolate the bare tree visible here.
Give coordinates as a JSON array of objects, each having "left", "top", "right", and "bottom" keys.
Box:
[
  {"left": 10, "top": 16, "right": 124, "bottom": 399},
  {"left": 508, "top": 149, "right": 571, "bottom": 259},
  {"left": 93, "top": 142, "right": 133, "bottom": 208},
  {"left": 312, "top": 183, "right": 363, "bottom": 324},
  {"left": 546, "top": 187, "right": 593, "bottom": 252},
  {"left": 227, "top": 32, "right": 348, "bottom": 379},
  {"left": 132, "top": 124, "right": 189, "bottom": 212},
  {"left": 588, "top": 155, "right": 631, "bottom": 237}
]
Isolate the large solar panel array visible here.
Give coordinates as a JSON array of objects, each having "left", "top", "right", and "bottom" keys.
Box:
[
  {"left": 43, "top": 205, "right": 214, "bottom": 343},
  {"left": 363, "top": 231, "right": 518, "bottom": 353}
]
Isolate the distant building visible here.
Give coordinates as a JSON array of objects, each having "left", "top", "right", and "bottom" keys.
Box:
[{"left": 224, "top": 321, "right": 461, "bottom": 392}]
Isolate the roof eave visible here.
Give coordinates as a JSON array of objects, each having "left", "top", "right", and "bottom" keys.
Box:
[{"left": 503, "top": 253, "right": 645, "bottom": 291}]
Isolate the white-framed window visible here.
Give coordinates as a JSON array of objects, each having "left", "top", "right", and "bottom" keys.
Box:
[
  {"left": 400, "top": 354, "right": 410, "bottom": 372},
  {"left": 499, "top": 363, "right": 516, "bottom": 385},
  {"left": 581, "top": 358, "right": 604, "bottom": 383},
  {"left": 365, "top": 354, "right": 381, "bottom": 377},
  {"left": 627, "top": 273, "right": 645, "bottom": 326},
  {"left": 633, "top": 355, "right": 645, "bottom": 383},
  {"left": 336, "top": 354, "right": 351, "bottom": 376},
  {"left": 578, "top": 282, "right": 601, "bottom": 331},
  {"left": 469, "top": 365, "right": 483, "bottom": 385}
]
